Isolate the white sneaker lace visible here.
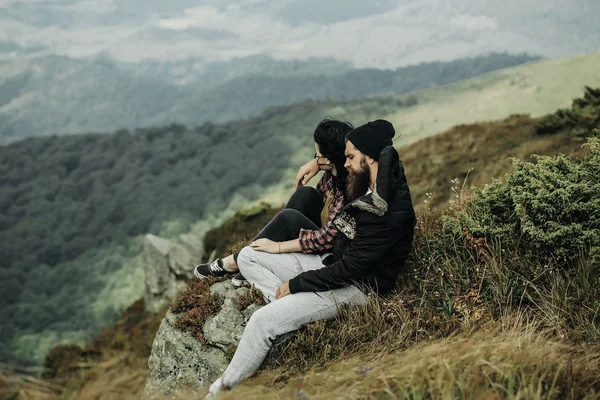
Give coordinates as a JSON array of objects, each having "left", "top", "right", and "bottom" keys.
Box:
[{"left": 209, "top": 260, "right": 223, "bottom": 273}]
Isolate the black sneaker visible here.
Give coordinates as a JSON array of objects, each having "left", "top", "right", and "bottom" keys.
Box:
[
  {"left": 231, "top": 273, "right": 249, "bottom": 287},
  {"left": 194, "top": 259, "right": 228, "bottom": 279}
]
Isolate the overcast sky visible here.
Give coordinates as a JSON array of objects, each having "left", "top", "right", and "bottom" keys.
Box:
[{"left": 1, "top": 0, "right": 599, "bottom": 68}]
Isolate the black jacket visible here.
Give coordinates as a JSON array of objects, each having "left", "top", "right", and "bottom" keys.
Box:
[{"left": 289, "top": 146, "right": 416, "bottom": 296}]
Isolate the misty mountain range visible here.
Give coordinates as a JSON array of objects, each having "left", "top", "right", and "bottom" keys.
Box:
[{"left": 0, "top": 52, "right": 538, "bottom": 144}]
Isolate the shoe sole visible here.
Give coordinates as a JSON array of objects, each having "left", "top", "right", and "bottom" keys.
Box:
[
  {"left": 231, "top": 278, "right": 249, "bottom": 287},
  {"left": 194, "top": 267, "right": 217, "bottom": 280}
]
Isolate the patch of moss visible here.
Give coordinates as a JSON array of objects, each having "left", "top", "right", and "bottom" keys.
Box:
[
  {"left": 232, "top": 285, "right": 266, "bottom": 310},
  {"left": 171, "top": 278, "right": 223, "bottom": 342}
]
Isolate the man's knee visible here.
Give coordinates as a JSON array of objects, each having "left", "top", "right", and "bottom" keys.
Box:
[
  {"left": 237, "top": 246, "right": 273, "bottom": 276},
  {"left": 237, "top": 246, "right": 255, "bottom": 267},
  {"left": 246, "top": 306, "right": 276, "bottom": 337}
]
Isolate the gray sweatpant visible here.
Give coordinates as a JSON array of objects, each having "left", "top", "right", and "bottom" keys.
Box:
[{"left": 207, "top": 246, "right": 368, "bottom": 397}]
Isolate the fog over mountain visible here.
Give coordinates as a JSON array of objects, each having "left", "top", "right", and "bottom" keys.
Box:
[
  {"left": 1, "top": 0, "right": 599, "bottom": 68},
  {"left": 0, "top": 52, "right": 537, "bottom": 143}
]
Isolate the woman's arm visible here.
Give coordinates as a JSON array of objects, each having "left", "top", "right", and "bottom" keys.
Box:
[
  {"left": 249, "top": 238, "right": 301, "bottom": 253},
  {"left": 295, "top": 158, "right": 320, "bottom": 189}
]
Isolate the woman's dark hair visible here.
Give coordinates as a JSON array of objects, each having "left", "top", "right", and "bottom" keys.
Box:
[{"left": 313, "top": 117, "right": 354, "bottom": 191}]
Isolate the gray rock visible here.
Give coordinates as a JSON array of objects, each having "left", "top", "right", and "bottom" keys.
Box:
[
  {"left": 209, "top": 280, "right": 241, "bottom": 301},
  {"left": 204, "top": 282, "right": 248, "bottom": 348},
  {"left": 143, "top": 311, "right": 229, "bottom": 399},
  {"left": 143, "top": 281, "right": 264, "bottom": 399},
  {"left": 143, "top": 233, "right": 204, "bottom": 313},
  {"left": 179, "top": 233, "right": 205, "bottom": 259}
]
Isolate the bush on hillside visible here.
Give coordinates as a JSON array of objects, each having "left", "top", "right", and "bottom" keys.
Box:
[
  {"left": 432, "top": 134, "right": 600, "bottom": 340},
  {"left": 535, "top": 86, "right": 600, "bottom": 136},
  {"left": 456, "top": 134, "right": 599, "bottom": 265}
]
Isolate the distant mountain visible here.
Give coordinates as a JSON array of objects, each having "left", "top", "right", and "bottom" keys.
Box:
[
  {"left": 121, "top": 54, "right": 353, "bottom": 87},
  {"left": 0, "top": 52, "right": 538, "bottom": 144}
]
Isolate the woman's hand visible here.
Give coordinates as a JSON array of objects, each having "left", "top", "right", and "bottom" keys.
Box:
[
  {"left": 250, "top": 238, "right": 279, "bottom": 253},
  {"left": 295, "top": 158, "right": 320, "bottom": 189}
]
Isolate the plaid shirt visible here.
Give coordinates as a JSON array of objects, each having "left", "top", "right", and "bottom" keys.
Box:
[{"left": 299, "top": 172, "right": 345, "bottom": 254}]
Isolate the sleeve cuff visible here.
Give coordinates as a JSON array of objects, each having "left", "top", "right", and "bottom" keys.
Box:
[
  {"left": 297, "top": 230, "right": 310, "bottom": 253},
  {"left": 289, "top": 277, "right": 302, "bottom": 294}
]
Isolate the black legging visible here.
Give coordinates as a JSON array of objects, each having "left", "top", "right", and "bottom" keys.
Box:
[{"left": 233, "top": 186, "right": 324, "bottom": 263}]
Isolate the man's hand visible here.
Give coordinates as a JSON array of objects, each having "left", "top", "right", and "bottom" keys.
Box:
[
  {"left": 250, "top": 238, "right": 279, "bottom": 253},
  {"left": 276, "top": 282, "right": 291, "bottom": 299},
  {"left": 295, "top": 158, "right": 320, "bottom": 189}
]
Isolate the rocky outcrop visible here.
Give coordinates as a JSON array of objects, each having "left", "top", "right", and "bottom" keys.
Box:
[
  {"left": 143, "top": 281, "right": 263, "bottom": 399},
  {"left": 143, "top": 233, "right": 204, "bottom": 313}
]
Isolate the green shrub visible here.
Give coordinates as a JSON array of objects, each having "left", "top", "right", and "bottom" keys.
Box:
[
  {"left": 534, "top": 109, "right": 578, "bottom": 135},
  {"left": 460, "top": 135, "right": 599, "bottom": 265}
]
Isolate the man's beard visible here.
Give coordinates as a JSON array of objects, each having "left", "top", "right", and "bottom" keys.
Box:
[{"left": 346, "top": 158, "right": 371, "bottom": 203}]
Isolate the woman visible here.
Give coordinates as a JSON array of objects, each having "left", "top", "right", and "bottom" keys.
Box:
[{"left": 194, "top": 117, "right": 353, "bottom": 286}]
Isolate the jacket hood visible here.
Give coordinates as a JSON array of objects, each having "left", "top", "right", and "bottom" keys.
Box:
[
  {"left": 333, "top": 146, "right": 409, "bottom": 239},
  {"left": 350, "top": 145, "right": 406, "bottom": 217}
]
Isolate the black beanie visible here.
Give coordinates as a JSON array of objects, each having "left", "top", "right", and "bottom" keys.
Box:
[{"left": 346, "top": 119, "right": 395, "bottom": 161}]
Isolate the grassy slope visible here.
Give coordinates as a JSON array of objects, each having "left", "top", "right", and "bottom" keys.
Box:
[
  {"left": 220, "top": 325, "right": 600, "bottom": 400},
  {"left": 12, "top": 316, "right": 598, "bottom": 399},
  {"left": 379, "top": 51, "right": 600, "bottom": 147}
]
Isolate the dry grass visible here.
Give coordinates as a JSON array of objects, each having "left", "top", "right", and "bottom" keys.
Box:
[
  {"left": 218, "top": 315, "right": 600, "bottom": 400},
  {"left": 0, "top": 364, "right": 63, "bottom": 400},
  {"left": 2, "top": 300, "right": 166, "bottom": 400},
  {"left": 400, "top": 114, "right": 587, "bottom": 210},
  {"left": 62, "top": 353, "right": 148, "bottom": 400}
]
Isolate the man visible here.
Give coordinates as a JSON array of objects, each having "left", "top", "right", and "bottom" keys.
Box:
[{"left": 207, "top": 119, "right": 416, "bottom": 398}]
